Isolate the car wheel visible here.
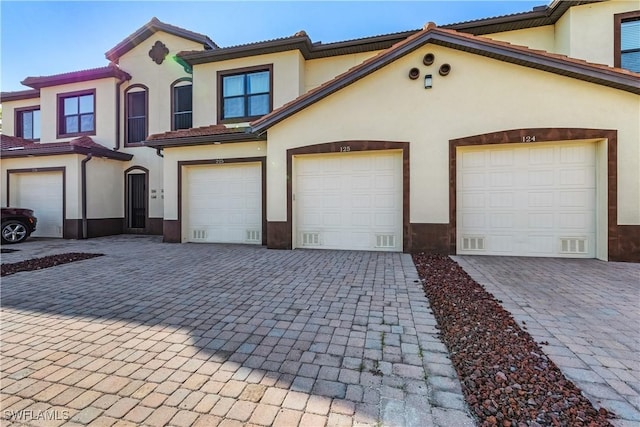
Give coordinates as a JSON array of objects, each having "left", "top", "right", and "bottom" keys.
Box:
[{"left": 1, "top": 221, "right": 29, "bottom": 244}]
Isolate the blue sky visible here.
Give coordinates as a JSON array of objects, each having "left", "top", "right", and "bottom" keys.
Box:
[{"left": 1, "top": 1, "right": 544, "bottom": 92}]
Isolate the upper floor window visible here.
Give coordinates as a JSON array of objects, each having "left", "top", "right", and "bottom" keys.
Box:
[
  {"left": 58, "top": 90, "right": 95, "bottom": 137},
  {"left": 16, "top": 107, "right": 41, "bottom": 141},
  {"left": 125, "top": 85, "right": 148, "bottom": 145},
  {"left": 218, "top": 65, "right": 272, "bottom": 123},
  {"left": 615, "top": 11, "right": 640, "bottom": 72},
  {"left": 172, "top": 81, "right": 192, "bottom": 130}
]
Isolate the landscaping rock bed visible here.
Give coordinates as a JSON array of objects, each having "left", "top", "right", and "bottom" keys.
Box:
[
  {"left": 412, "top": 253, "right": 613, "bottom": 427},
  {"left": 1, "top": 253, "right": 103, "bottom": 277}
]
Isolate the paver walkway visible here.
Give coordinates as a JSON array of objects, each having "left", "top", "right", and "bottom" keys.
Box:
[
  {"left": 1, "top": 236, "right": 474, "bottom": 427},
  {"left": 454, "top": 256, "right": 640, "bottom": 427}
]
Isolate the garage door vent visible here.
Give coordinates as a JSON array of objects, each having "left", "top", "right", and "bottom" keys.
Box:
[
  {"left": 301, "top": 232, "right": 320, "bottom": 246},
  {"left": 560, "top": 238, "right": 587, "bottom": 254},
  {"left": 192, "top": 229, "right": 207, "bottom": 240},
  {"left": 246, "top": 230, "right": 261, "bottom": 242},
  {"left": 461, "top": 236, "right": 485, "bottom": 251},
  {"left": 376, "top": 234, "right": 396, "bottom": 248}
]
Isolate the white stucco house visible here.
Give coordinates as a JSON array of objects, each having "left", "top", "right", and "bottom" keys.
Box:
[{"left": 2, "top": 0, "right": 639, "bottom": 261}]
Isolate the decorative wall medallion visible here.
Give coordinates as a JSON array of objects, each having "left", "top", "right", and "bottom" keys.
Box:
[{"left": 149, "top": 41, "right": 169, "bottom": 65}]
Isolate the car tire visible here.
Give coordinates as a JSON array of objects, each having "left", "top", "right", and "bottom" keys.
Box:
[{"left": 1, "top": 220, "right": 30, "bottom": 244}]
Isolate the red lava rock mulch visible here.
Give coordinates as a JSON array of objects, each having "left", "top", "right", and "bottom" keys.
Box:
[
  {"left": 412, "top": 253, "right": 613, "bottom": 427},
  {"left": 1, "top": 253, "right": 103, "bottom": 277}
]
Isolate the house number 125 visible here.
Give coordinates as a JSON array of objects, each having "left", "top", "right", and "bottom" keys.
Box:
[{"left": 339, "top": 146, "right": 351, "bottom": 152}]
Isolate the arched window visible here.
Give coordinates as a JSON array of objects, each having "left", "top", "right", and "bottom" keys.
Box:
[
  {"left": 171, "top": 78, "right": 192, "bottom": 130},
  {"left": 124, "top": 84, "right": 148, "bottom": 145}
]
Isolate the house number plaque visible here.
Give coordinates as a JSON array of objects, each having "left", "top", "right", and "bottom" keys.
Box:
[{"left": 521, "top": 136, "right": 537, "bottom": 142}]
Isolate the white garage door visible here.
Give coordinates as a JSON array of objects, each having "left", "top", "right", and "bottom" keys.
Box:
[
  {"left": 457, "top": 142, "right": 596, "bottom": 258},
  {"left": 9, "top": 171, "right": 64, "bottom": 238},
  {"left": 184, "top": 162, "right": 262, "bottom": 244},
  {"left": 294, "top": 151, "right": 403, "bottom": 251}
]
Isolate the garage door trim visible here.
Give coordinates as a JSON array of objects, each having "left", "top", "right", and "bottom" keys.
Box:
[
  {"left": 6, "top": 167, "right": 66, "bottom": 238},
  {"left": 449, "top": 128, "right": 617, "bottom": 259},
  {"left": 177, "top": 156, "right": 266, "bottom": 245},
  {"left": 283, "top": 140, "right": 410, "bottom": 252}
]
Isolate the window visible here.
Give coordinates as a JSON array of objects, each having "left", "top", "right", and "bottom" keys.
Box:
[
  {"left": 58, "top": 90, "right": 95, "bottom": 137},
  {"left": 218, "top": 65, "right": 272, "bottom": 122},
  {"left": 615, "top": 11, "right": 640, "bottom": 72},
  {"left": 16, "top": 108, "right": 41, "bottom": 140},
  {"left": 173, "top": 83, "right": 192, "bottom": 130},
  {"left": 125, "top": 85, "right": 148, "bottom": 145}
]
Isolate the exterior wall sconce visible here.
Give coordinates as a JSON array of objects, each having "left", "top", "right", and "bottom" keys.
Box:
[
  {"left": 439, "top": 63, "right": 451, "bottom": 76},
  {"left": 423, "top": 53, "right": 435, "bottom": 66},
  {"left": 409, "top": 68, "right": 420, "bottom": 80},
  {"left": 424, "top": 74, "right": 433, "bottom": 89}
]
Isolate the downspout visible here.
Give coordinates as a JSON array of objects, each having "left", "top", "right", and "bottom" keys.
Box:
[
  {"left": 114, "top": 75, "right": 129, "bottom": 150},
  {"left": 81, "top": 154, "right": 93, "bottom": 239}
]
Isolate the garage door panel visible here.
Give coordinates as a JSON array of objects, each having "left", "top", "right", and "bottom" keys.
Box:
[
  {"left": 458, "top": 142, "right": 596, "bottom": 258},
  {"left": 185, "top": 163, "right": 261, "bottom": 244},
  {"left": 528, "top": 170, "right": 554, "bottom": 186},
  {"left": 295, "top": 151, "right": 402, "bottom": 251},
  {"left": 10, "top": 172, "right": 63, "bottom": 238}
]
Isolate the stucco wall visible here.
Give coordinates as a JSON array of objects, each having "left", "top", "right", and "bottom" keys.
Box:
[
  {"left": 85, "top": 157, "right": 125, "bottom": 219},
  {"left": 304, "top": 52, "right": 381, "bottom": 92},
  {"left": 1, "top": 97, "right": 42, "bottom": 137},
  {"left": 485, "top": 25, "right": 556, "bottom": 53},
  {"left": 37, "top": 79, "right": 118, "bottom": 146},
  {"left": 191, "top": 51, "right": 304, "bottom": 127},
  {"left": 555, "top": 1, "right": 639, "bottom": 66},
  {"left": 118, "top": 31, "right": 202, "bottom": 139},
  {"left": 162, "top": 141, "right": 267, "bottom": 220},
  {"left": 265, "top": 44, "right": 639, "bottom": 226},
  {"left": 1, "top": 154, "right": 81, "bottom": 218}
]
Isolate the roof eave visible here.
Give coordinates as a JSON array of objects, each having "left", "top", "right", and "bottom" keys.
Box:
[
  {"left": 145, "top": 132, "right": 266, "bottom": 148},
  {"left": 21, "top": 69, "right": 132, "bottom": 90},
  {"left": 1, "top": 145, "right": 133, "bottom": 161},
  {"left": 0, "top": 89, "right": 41, "bottom": 102},
  {"left": 252, "top": 30, "right": 640, "bottom": 133}
]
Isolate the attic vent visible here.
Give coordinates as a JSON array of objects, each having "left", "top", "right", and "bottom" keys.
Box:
[
  {"left": 560, "top": 238, "right": 587, "bottom": 254},
  {"left": 246, "top": 230, "right": 261, "bottom": 242},
  {"left": 301, "top": 232, "right": 320, "bottom": 246},
  {"left": 376, "top": 234, "right": 396, "bottom": 248},
  {"left": 462, "top": 236, "right": 485, "bottom": 251},
  {"left": 192, "top": 229, "right": 207, "bottom": 240}
]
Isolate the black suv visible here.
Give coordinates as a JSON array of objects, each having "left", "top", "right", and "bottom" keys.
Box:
[{"left": 1, "top": 207, "right": 37, "bottom": 244}]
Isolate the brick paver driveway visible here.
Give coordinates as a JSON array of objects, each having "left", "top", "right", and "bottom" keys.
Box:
[
  {"left": 1, "top": 236, "right": 474, "bottom": 427},
  {"left": 454, "top": 256, "right": 640, "bottom": 427}
]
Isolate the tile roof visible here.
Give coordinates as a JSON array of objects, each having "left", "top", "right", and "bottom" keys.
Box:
[
  {"left": 0, "top": 89, "right": 40, "bottom": 102},
  {"left": 145, "top": 125, "right": 265, "bottom": 148},
  {"left": 252, "top": 24, "right": 640, "bottom": 133},
  {"left": 0, "top": 135, "right": 132, "bottom": 161},
  {"left": 21, "top": 65, "right": 131, "bottom": 89},
  {"left": 105, "top": 17, "right": 218, "bottom": 62}
]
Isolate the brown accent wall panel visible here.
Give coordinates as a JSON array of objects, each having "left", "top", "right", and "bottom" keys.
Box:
[
  {"left": 410, "top": 223, "right": 450, "bottom": 254},
  {"left": 87, "top": 218, "right": 124, "bottom": 237},
  {"left": 163, "top": 220, "right": 181, "bottom": 243},
  {"left": 64, "top": 219, "right": 82, "bottom": 239},
  {"left": 267, "top": 221, "right": 291, "bottom": 249},
  {"left": 148, "top": 218, "right": 164, "bottom": 235},
  {"left": 613, "top": 225, "right": 640, "bottom": 263}
]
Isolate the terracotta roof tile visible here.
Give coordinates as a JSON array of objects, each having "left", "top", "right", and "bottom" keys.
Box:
[
  {"left": 252, "top": 25, "right": 640, "bottom": 132},
  {"left": 21, "top": 64, "right": 131, "bottom": 89},
  {"left": 0, "top": 89, "right": 40, "bottom": 102},
  {"left": 105, "top": 17, "right": 217, "bottom": 62},
  {"left": 0, "top": 135, "right": 132, "bottom": 161},
  {"left": 146, "top": 125, "right": 250, "bottom": 141}
]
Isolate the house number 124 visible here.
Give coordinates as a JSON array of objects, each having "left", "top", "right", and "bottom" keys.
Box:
[{"left": 522, "top": 136, "right": 536, "bottom": 142}]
